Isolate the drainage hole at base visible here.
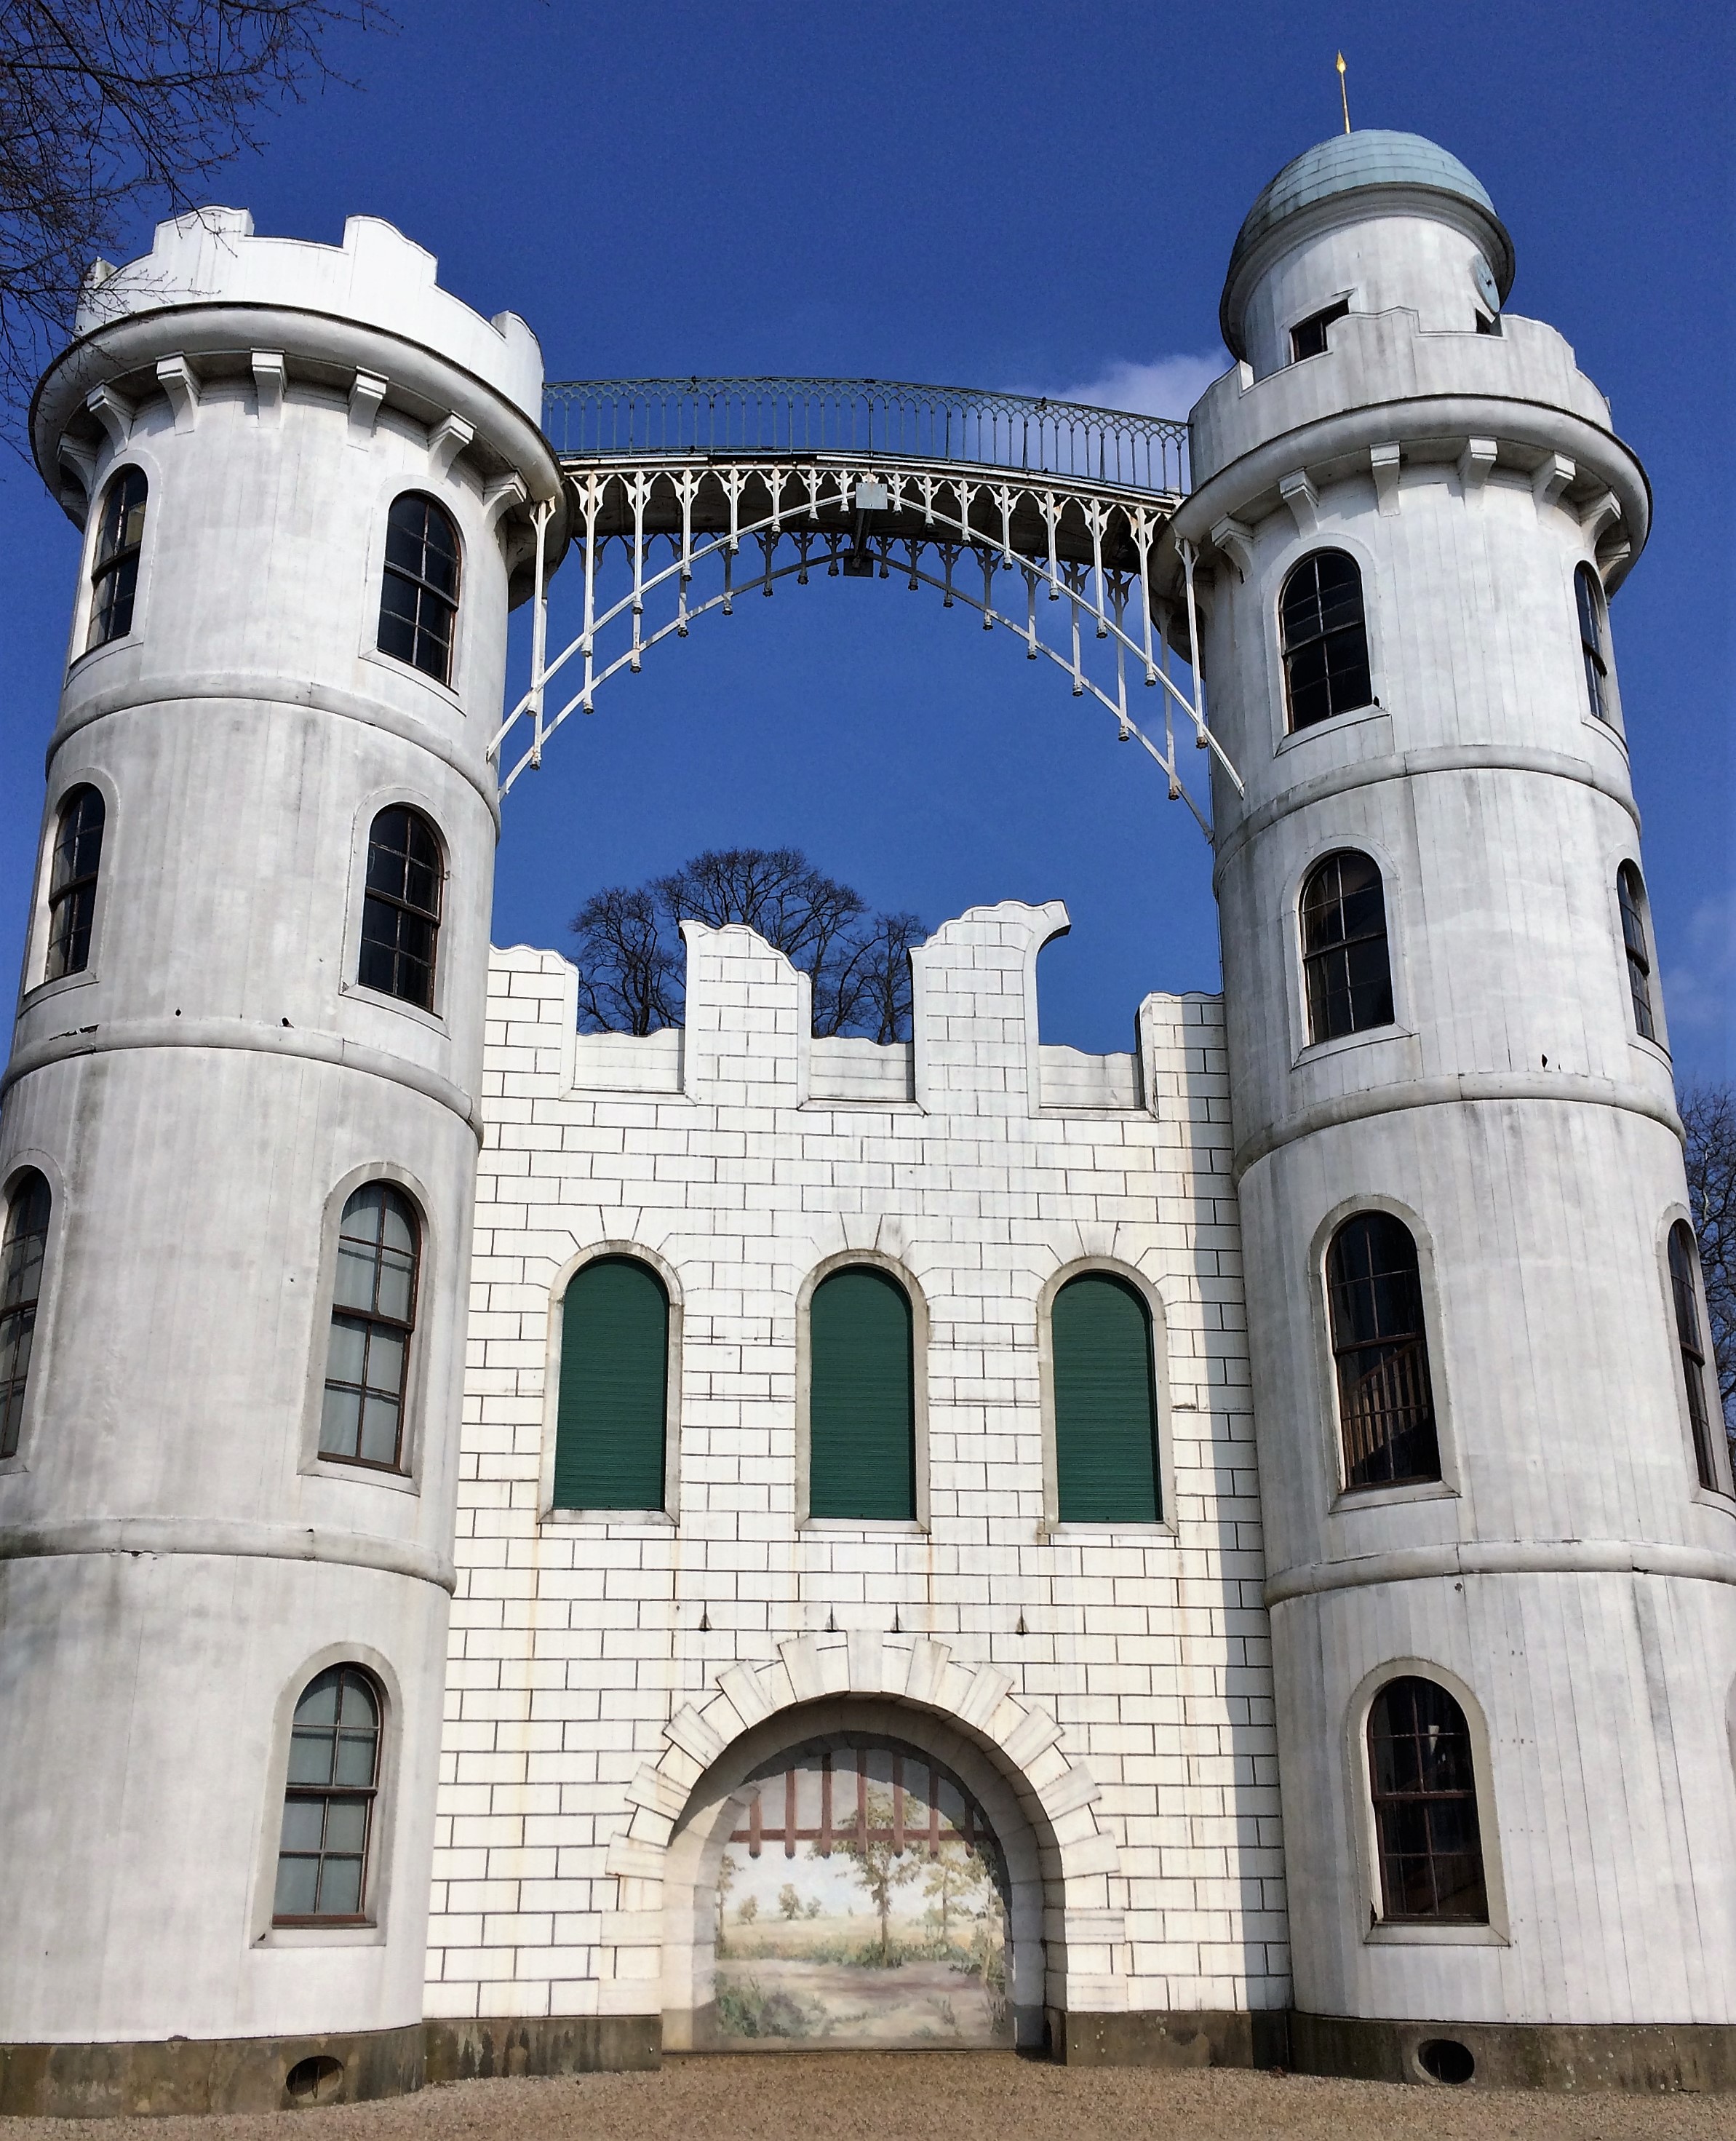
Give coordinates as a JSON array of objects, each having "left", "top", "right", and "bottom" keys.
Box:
[
  {"left": 284, "top": 2055, "right": 346, "bottom": 2106},
  {"left": 1416, "top": 2038, "right": 1475, "bottom": 2086}
]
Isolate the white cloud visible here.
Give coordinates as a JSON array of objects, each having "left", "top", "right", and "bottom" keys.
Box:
[
  {"left": 1663, "top": 889, "right": 1736, "bottom": 1064},
  {"left": 1031, "top": 351, "right": 1229, "bottom": 421}
]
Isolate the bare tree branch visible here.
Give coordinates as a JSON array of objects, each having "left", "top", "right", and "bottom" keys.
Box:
[
  {"left": 0, "top": 0, "right": 386, "bottom": 446},
  {"left": 1682, "top": 1081, "right": 1735, "bottom": 1445},
  {"left": 570, "top": 847, "right": 925, "bottom": 1043}
]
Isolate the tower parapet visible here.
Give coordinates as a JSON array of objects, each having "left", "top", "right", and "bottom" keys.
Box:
[
  {"left": 1162, "top": 133, "right": 1736, "bottom": 2086},
  {"left": 0, "top": 211, "right": 560, "bottom": 2113}
]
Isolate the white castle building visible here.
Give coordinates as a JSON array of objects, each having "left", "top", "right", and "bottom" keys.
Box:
[{"left": 1, "top": 131, "right": 1732, "bottom": 2113}]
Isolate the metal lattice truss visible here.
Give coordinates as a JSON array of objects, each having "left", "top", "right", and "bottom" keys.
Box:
[{"left": 494, "top": 395, "right": 1238, "bottom": 834}]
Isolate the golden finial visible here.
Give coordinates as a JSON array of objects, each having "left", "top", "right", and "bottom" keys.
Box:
[{"left": 1337, "top": 52, "right": 1352, "bottom": 134}]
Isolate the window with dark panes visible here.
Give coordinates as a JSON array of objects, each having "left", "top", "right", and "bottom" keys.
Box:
[
  {"left": 1281, "top": 549, "right": 1373, "bottom": 729},
  {"left": 1576, "top": 563, "right": 1612, "bottom": 726},
  {"left": 1669, "top": 1220, "right": 1719, "bottom": 1491},
  {"left": 378, "top": 493, "right": 459, "bottom": 683},
  {"left": 44, "top": 787, "right": 105, "bottom": 982},
  {"left": 1290, "top": 298, "right": 1349, "bottom": 362},
  {"left": 1617, "top": 865, "right": 1656, "bottom": 1043},
  {"left": 320, "top": 1184, "right": 419, "bottom": 1470},
  {"left": 809, "top": 1268, "right": 915, "bottom": 1522},
  {"left": 273, "top": 1665, "right": 381, "bottom": 1923},
  {"left": 1052, "top": 1273, "right": 1160, "bottom": 1523},
  {"left": 1302, "top": 850, "right": 1394, "bottom": 1043},
  {"left": 87, "top": 468, "right": 147, "bottom": 650},
  {"left": 554, "top": 1257, "right": 670, "bottom": 1510},
  {"left": 1327, "top": 1212, "right": 1441, "bottom": 1488},
  {"left": 358, "top": 807, "right": 442, "bottom": 1010},
  {"left": 0, "top": 1172, "right": 51, "bottom": 1461},
  {"left": 1368, "top": 1677, "right": 1489, "bottom": 1923}
]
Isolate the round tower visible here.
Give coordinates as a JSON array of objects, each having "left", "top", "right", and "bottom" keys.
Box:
[
  {"left": 1168, "top": 135, "right": 1736, "bottom": 2085},
  {"left": 0, "top": 210, "right": 561, "bottom": 2113}
]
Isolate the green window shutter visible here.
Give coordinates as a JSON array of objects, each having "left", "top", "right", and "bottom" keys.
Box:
[
  {"left": 808, "top": 1268, "right": 915, "bottom": 1521},
  {"left": 1053, "top": 1274, "right": 1160, "bottom": 1523},
  {"left": 554, "top": 1258, "right": 669, "bottom": 1510}
]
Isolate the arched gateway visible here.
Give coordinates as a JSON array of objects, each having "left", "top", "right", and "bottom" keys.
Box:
[{"left": 4, "top": 129, "right": 1735, "bottom": 2116}]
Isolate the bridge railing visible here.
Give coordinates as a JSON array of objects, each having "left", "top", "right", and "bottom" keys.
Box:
[{"left": 541, "top": 375, "right": 1190, "bottom": 494}]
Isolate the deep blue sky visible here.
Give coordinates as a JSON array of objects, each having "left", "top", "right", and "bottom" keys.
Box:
[{"left": 1, "top": 0, "right": 1729, "bottom": 1074}]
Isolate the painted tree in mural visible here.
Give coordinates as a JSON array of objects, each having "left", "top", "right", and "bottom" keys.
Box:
[
  {"left": 715, "top": 1848, "right": 736, "bottom": 1956},
  {"left": 779, "top": 1884, "right": 802, "bottom": 1920},
  {"left": 836, "top": 1789, "right": 923, "bottom": 1964},
  {"left": 923, "top": 1840, "right": 993, "bottom": 1942}
]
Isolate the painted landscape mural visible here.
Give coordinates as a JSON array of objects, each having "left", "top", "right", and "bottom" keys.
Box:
[{"left": 710, "top": 1742, "right": 1011, "bottom": 2047}]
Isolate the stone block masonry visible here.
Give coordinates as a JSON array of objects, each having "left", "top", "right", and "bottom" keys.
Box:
[{"left": 429, "top": 899, "right": 1289, "bottom": 2032}]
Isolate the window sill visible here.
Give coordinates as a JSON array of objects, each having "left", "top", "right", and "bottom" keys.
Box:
[
  {"left": 1275, "top": 702, "right": 1387, "bottom": 757},
  {"left": 339, "top": 980, "right": 449, "bottom": 1035},
  {"left": 1580, "top": 710, "right": 1629, "bottom": 753},
  {"left": 1690, "top": 1483, "right": 1736, "bottom": 1518},
  {"left": 20, "top": 967, "right": 100, "bottom": 1014},
  {"left": 66, "top": 628, "right": 143, "bottom": 677},
  {"left": 1365, "top": 1920, "right": 1508, "bottom": 1947},
  {"left": 358, "top": 644, "right": 463, "bottom": 712},
  {"left": 1331, "top": 1477, "right": 1457, "bottom": 1514},
  {"left": 542, "top": 1506, "right": 674, "bottom": 1528},
  {"left": 301, "top": 1455, "right": 421, "bottom": 1498},
  {"left": 1626, "top": 1031, "right": 1672, "bottom": 1070},
  {"left": 799, "top": 1517, "right": 927, "bottom": 1536},
  {"left": 1040, "top": 1520, "right": 1178, "bottom": 1544},
  {"left": 1293, "top": 1020, "right": 1409, "bottom": 1070},
  {"left": 258, "top": 1921, "right": 386, "bottom": 1949}
]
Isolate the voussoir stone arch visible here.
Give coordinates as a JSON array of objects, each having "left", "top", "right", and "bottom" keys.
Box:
[{"left": 598, "top": 1629, "right": 1126, "bottom": 2028}]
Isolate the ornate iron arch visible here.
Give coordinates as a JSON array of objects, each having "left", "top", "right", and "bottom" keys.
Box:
[{"left": 493, "top": 378, "right": 1237, "bottom": 835}]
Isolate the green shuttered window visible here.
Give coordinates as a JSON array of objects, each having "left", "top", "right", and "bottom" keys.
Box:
[
  {"left": 554, "top": 1257, "right": 669, "bottom": 1510},
  {"left": 1053, "top": 1274, "right": 1160, "bottom": 1523},
  {"left": 808, "top": 1267, "right": 916, "bottom": 1521}
]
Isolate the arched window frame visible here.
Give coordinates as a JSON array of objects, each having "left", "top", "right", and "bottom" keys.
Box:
[
  {"left": 1660, "top": 1209, "right": 1729, "bottom": 1498},
  {"left": 1345, "top": 1659, "right": 1508, "bottom": 1948},
  {"left": 303, "top": 1167, "right": 432, "bottom": 1487},
  {"left": 1036, "top": 1257, "right": 1174, "bottom": 1536},
  {"left": 1297, "top": 846, "right": 1398, "bottom": 1049},
  {"left": 255, "top": 1646, "right": 399, "bottom": 1945},
  {"left": 1278, "top": 546, "right": 1375, "bottom": 733},
  {"left": 28, "top": 771, "right": 116, "bottom": 996},
  {"left": 1574, "top": 562, "right": 1622, "bottom": 734},
  {"left": 375, "top": 490, "right": 461, "bottom": 688},
  {"left": 541, "top": 1241, "right": 684, "bottom": 1522},
  {"left": 83, "top": 464, "right": 148, "bottom": 654},
  {"left": 1614, "top": 860, "right": 1664, "bottom": 1051},
  {"left": 1310, "top": 1194, "right": 1457, "bottom": 1508},
  {"left": 353, "top": 803, "right": 445, "bottom": 1016},
  {"left": 797, "top": 1250, "right": 929, "bottom": 1531},
  {"left": 0, "top": 1164, "right": 56, "bottom": 1466}
]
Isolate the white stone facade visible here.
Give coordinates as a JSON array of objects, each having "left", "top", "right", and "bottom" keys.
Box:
[{"left": 431, "top": 906, "right": 1283, "bottom": 2039}]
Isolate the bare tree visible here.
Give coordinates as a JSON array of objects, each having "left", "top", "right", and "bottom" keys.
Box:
[
  {"left": 570, "top": 846, "right": 926, "bottom": 1043},
  {"left": 1682, "top": 1081, "right": 1735, "bottom": 1443},
  {"left": 0, "top": 0, "right": 382, "bottom": 441}
]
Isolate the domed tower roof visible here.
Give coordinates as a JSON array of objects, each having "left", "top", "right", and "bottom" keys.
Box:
[{"left": 1219, "top": 130, "right": 1516, "bottom": 361}]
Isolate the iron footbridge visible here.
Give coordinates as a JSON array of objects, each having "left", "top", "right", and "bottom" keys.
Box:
[{"left": 494, "top": 376, "right": 1235, "bottom": 834}]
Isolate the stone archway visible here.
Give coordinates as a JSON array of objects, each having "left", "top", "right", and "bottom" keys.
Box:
[{"left": 595, "top": 1631, "right": 1126, "bottom": 2052}]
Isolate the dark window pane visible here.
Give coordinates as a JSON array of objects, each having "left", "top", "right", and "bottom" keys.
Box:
[
  {"left": 1368, "top": 1678, "right": 1488, "bottom": 1923},
  {"left": 1328, "top": 1214, "right": 1440, "bottom": 1487},
  {"left": 1670, "top": 1222, "right": 1718, "bottom": 1489},
  {"left": 359, "top": 809, "right": 442, "bottom": 1010},
  {"left": 1617, "top": 867, "right": 1655, "bottom": 1041},
  {"left": 1302, "top": 851, "right": 1394, "bottom": 1044},
  {"left": 1281, "top": 549, "right": 1372, "bottom": 730},
  {"left": 274, "top": 1668, "right": 381, "bottom": 1923},
  {"left": 0, "top": 1173, "right": 51, "bottom": 1460},
  {"left": 87, "top": 470, "right": 148, "bottom": 651},
  {"left": 321, "top": 1186, "right": 418, "bottom": 1469},
  {"left": 44, "top": 787, "right": 105, "bottom": 982},
  {"left": 1576, "top": 565, "right": 1610, "bottom": 723},
  {"left": 378, "top": 494, "right": 460, "bottom": 684}
]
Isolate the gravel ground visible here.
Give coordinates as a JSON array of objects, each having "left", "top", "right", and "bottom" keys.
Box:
[{"left": 13, "top": 2054, "right": 1736, "bottom": 2141}]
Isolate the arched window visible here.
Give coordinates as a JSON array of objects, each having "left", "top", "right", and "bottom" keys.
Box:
[
  {"left": 1302, "top": 851, "right": 1394, "bottom": 1043},
  {"left": 0, "top": 1172, "right": 51, "bottom": 1461},
  {"left": 809, "top": 1267, "right": 915, "bottom": 1521},
  {"left": 1367, "top": 1677, "right": 1488, "bottom": 1923},
  {"left": 1576, "top": 564, "right": 1612, "bottom": 725},
  {"left": 1281, "top": 549, "right": 1372, "bottom": 730},
  {"left": 319, "top": 1184, "right": 419, "bottom": 1470},
  {"left": 1327, "top": 1212, "right": 1440, "bottom": 1487},
  {"left": 87, "top": 467, "right": 147, "bottom": 651},
  {"left": 554, "top": 1257, "right": 670, "bottom": 1510},
  {"left": 1669, "top": 1221, "right": 1719, "bottom": 1491},
  {"left": 358, "top": 807, "right": 442, "bottom": 1011},
  {"left": 378, "top": 493, "right": 459, "bottom": 683},
  {"left": 44, "top": 787, "right": 105, "bottom": 982},
  {"left": 1617, "top": 864, "right": 1656, "bottom": 1042},
  {"left": 274, "top": 1664, "right": 381, "bottom": 1923},
  {"left": 1052, "top": 1273, "right": 1160, "bottom": 1522}
]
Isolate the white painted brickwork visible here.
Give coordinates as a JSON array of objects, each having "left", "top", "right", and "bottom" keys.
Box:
[{"left": 429, "top": 899, "right": 1289, "bottom": 2024}]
